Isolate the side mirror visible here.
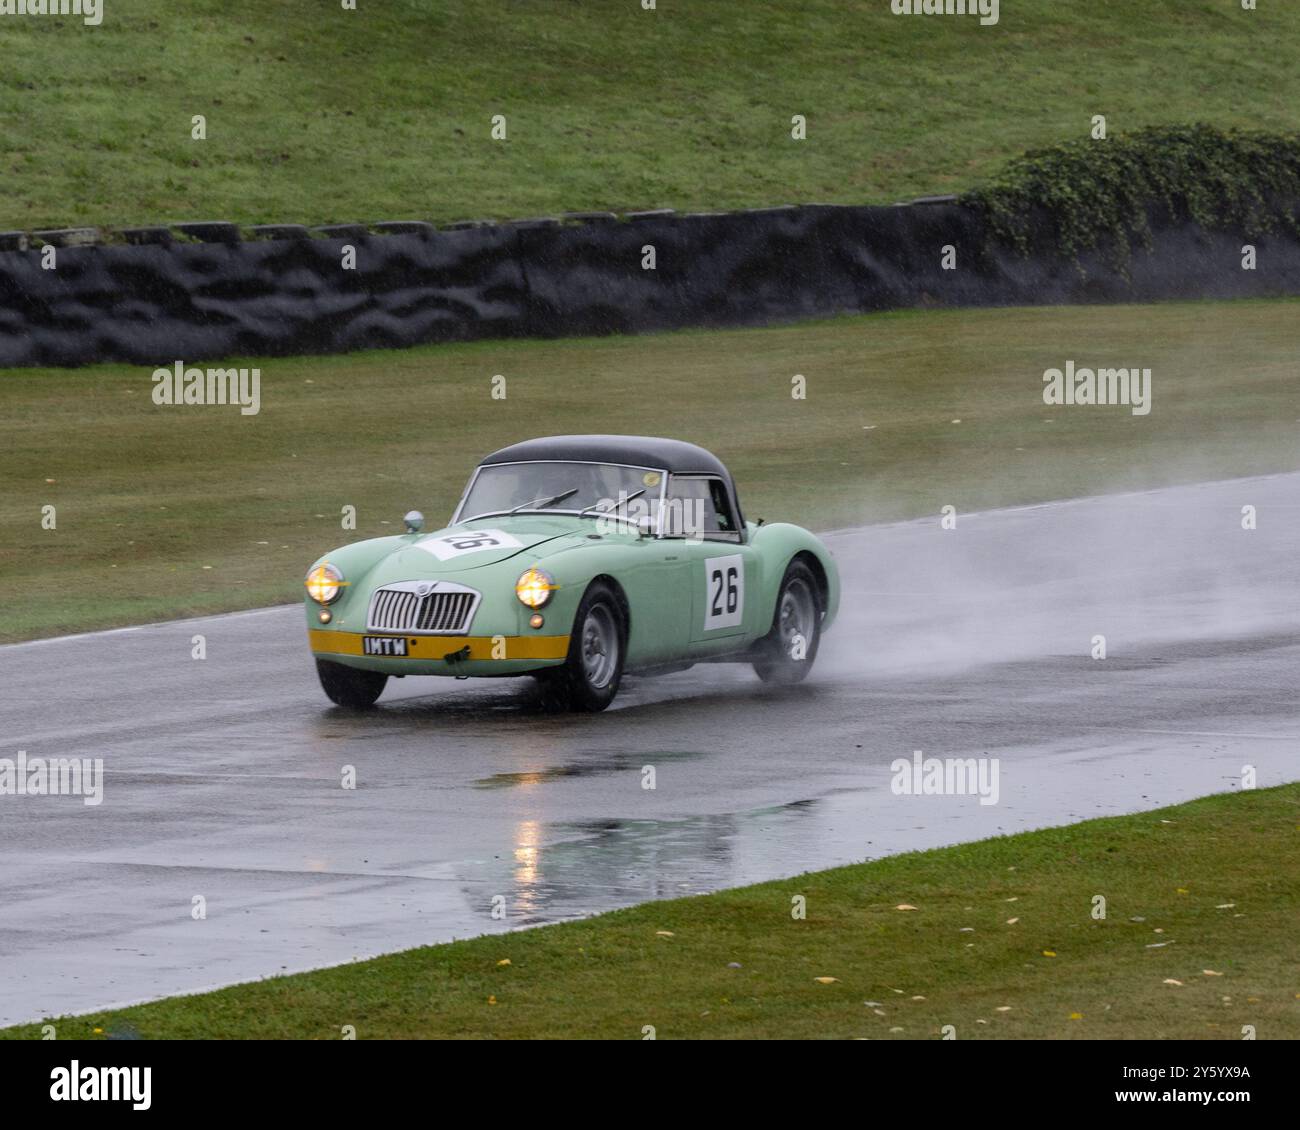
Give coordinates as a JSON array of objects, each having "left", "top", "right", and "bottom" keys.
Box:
[
  {"left": 404, "top": 510, "right": 425, "bottom": 533},
  {"left": 636, "top": 515, "right": 655, "bottom": 537}
]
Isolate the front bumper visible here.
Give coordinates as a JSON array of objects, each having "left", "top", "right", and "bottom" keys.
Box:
[{"left": 308, "top": 628, "right": 570, "bottom": 676}]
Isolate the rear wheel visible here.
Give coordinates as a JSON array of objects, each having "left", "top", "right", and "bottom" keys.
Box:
[
  {"left": 540, "top": 581, "right": 627, "bottom": 712},
  {"left": 752, "top": 560, "right": 822, "bottom": 684},
  {"left": 315, "top": 659, "right": 388, "bottom": 708}
]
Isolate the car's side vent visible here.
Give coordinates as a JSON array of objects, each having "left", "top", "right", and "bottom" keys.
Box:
[{"left": 366, "top": 582, "right": 480, "bottom": 635}]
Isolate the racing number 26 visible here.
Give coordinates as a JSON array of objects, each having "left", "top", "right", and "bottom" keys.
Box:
[
  {"left": 703, "top": 554, "right": 744, "bottom": 630},
  {"left": 445, "top": 534, "right": 500, "bottom": 551},
  {"left": 711, "top": 565, "right": 739, "bottom": 617}
]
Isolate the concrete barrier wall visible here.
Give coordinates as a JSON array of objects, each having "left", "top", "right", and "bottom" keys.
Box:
[{"left": 1, "top": 202, "right": 1298, "bottom": 368}]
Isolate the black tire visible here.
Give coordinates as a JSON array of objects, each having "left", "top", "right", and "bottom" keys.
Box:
[
  {"left": 752, "top": 559, "right": 822, "bottom": 684},
  {"left": 315, "top": 659, "right": 388, "bottom": 708},
  {"left": 543, "top": 581, "right": 627, "bottom": 712}
]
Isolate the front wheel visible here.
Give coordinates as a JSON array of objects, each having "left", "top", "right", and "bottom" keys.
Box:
[
  {"left": 316, "top": 659, "right": 388, "bottom": 708},
  {"left": 540, "top": 581, "right": 627, "bottom": 712},
  {"left": 752, "top": 560, "right": 822, "bottom": 684}
]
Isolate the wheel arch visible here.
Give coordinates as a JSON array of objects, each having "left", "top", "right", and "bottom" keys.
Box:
[
  {"left": 790, "top": 550, "right": 829, "bottom": 615},
  {"left": 583, "top": 573, "right": 631, "bottom": 641},
  {"left": 748, "top": 521, "right": 840, "bottom": 632}
]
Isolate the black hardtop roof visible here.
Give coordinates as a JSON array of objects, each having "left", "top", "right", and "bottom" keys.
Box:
[{"left": 479, "top": 435, "right": 730, "bottom": 479}]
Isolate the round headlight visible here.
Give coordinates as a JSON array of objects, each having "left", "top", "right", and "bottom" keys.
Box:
[
  {"left": 305, "top": 562, "right": 344, "bottom": 604},
  {"left": 515, "top": 567, "right": 556, "bottom": 609}
]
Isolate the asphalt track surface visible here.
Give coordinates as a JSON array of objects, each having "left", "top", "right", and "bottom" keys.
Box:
[{"left": 3, "top": 473, "right": 1298, "bottom": 1027}]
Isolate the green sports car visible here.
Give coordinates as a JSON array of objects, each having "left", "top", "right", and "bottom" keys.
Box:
[{"left": 304, "top": 435, "right": 839, "bottom": 711}]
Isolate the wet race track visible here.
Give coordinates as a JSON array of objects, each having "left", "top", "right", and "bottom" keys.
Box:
[{"left": 3, "top": 473, "right": 1298, "bottom": 1026}]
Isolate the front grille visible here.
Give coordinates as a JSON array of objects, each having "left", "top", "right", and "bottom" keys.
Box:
[{"left": 367, "top": 582, "right": 479, "bottom": 635}]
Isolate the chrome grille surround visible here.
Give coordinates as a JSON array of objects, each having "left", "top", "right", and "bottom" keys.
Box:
[{"left": 366, "top": 580, "right": 481, "bottom": 635}]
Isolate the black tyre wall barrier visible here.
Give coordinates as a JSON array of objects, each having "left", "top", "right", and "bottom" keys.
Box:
[{"left": 1, "top": 202, "right": 1298, "bottom": 369}]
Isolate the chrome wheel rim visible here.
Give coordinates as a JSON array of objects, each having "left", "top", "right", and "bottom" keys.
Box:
[
  {"left": 581, "top": 604, "right": 619, "bottom": 688},
  {"left": 778, "top": 578, "right": 816, "bottom": 660}
]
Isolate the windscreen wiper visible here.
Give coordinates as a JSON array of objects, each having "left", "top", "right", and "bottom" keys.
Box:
[
  {"left": 509, "top": 487, "right": 579, "bottom": 514},
  {"left": 579, "top": 488, "right": 647, "bottom": 518}
]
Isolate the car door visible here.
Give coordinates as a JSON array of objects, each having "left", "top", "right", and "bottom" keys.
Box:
[
  {"left": 618, "top": 533, "right": 694, "bottom": 665},
  {"left": 662, "top": 475, "right": 760, "bottom": 650}
]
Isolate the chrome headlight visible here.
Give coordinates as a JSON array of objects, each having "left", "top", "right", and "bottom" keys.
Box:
[
  {"left": 305, "top": 562, "right": 344, "bottom": 604},
  {"left": 515, "top": 567, "right": 556, "bottom": 609}
]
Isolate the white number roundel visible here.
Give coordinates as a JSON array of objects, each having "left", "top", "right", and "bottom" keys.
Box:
[{"left": 415, "top": 529, "right": 523, "bottom": 561}]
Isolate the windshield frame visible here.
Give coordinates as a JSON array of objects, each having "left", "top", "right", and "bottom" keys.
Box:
[{"left": 452, "top": 459, "right": 670, "bottom": 527}]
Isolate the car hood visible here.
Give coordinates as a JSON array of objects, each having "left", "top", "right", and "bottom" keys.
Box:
[{"left": 366, "top": 517, "right": 593, "bottom": 580}]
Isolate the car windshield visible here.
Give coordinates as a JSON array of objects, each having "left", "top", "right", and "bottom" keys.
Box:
[{"left": 458, "top": 461, "right": 664, "bottom": 522}]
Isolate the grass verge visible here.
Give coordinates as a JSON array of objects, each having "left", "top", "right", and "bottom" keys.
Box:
[
  {"left": 2, "top": 1, "right": 1300, "bottom": 228},
  {"left": 3, "top": 298, "right": 1299, "bottom": 643},
  {"left": 4, "top": 785, "right": 1296, "bottom": 1040}
]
